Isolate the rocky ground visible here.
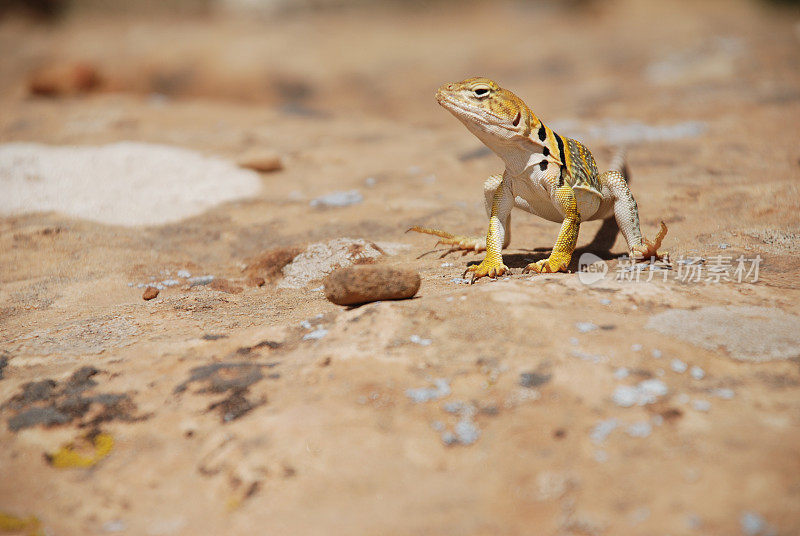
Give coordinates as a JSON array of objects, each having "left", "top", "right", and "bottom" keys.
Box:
[{"left": 1, "top": 0, "right": 799, "bottom": 534}]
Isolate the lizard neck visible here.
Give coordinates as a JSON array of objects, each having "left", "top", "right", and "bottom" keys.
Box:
[
  {"left": 496, "top": 141, "right": 540, "bottom": 176},
  {"left": 471, "top": 129, "right": 540, "bottom": 177}
]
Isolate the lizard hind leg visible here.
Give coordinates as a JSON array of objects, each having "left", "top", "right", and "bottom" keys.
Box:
[
  {"left": 599, "top": 169, "right": 668, "bottom": 262},
  {"left": 631, "top": 221, "right": 669, "bottom": 262}
]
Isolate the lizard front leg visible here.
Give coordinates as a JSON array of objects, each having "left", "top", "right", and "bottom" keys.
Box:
[
  {"left": 464, "top": 174, "right": 513, "bottom": 282},
  {"left": 599, "top": 170, "right": 667, "bottom": 260},
  {"left": 408, "top": 174, "right": 510, "bottom": 255},
  {"left": 523, "top": 184, "right": 580, "bottom": 274}
]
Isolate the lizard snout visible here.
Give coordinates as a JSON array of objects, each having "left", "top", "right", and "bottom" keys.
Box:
[{"left": 435, "top": 84, "right": 457, "bottom": 106}]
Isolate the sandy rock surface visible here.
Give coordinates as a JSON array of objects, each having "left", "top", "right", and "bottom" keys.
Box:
[{"left": 0, "top": 1, "right": 799, "bottom": 535}]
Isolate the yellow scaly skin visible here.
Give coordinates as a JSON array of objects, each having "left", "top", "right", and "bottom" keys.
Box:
[{"left": 410, "top": 77, "right": 667, "bottom": 282}]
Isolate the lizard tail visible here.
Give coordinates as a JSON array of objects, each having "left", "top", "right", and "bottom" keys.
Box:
[{"left": 609, "top": 147, "right": 630, "bottom": 183}]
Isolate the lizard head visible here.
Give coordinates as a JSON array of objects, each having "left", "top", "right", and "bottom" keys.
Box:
[{"left": 436, "top": 77, "right": 536, "bottom": 151}]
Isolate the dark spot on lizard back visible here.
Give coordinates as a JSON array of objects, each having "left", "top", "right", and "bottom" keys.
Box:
[
  {"left": 538, "top": 125, "right": 546, "bottom": 141},
  {"left": 539, "top": 161, "right": 548, "bottom": 171},
  {"left": 542, "top": 146, "right": 549, "bottom": 156}
]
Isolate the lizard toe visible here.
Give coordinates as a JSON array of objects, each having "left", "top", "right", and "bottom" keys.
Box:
[{"left": 631, "top": 222, "right": 669, "bottom": 262}]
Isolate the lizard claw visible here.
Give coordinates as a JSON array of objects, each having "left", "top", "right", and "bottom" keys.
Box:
[
  {"left": 464, "top": 259, "right": 509, "bottom": 283},
  {"left": 522, "top": 254, "right": 570, "bottom": 274},
  {"left": 630, "top": 221, "right": 669, "bottom": 262}
]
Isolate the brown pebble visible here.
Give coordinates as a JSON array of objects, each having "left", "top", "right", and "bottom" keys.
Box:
[
  {"left": 246, "top": 276, "right": 266, "bottom": 287},
  {"left": 142, "top": 287, "right": 159, "bottom": 300},
  {"left": 28, "top": 62, "right": 100, "bottom": 96},
  {"left": 323, "top": 265, "right": 420, "bottom": 306},
  {"left": 238, "top": 151, "right": 284, "bottom": 173}
]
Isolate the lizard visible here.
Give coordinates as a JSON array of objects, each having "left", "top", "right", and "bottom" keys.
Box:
[{"left": 409, "top": 76, "right": 667, "bottom": 282}]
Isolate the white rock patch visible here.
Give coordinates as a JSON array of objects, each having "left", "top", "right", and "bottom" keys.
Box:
[
  {"left": 0, "top": 142, "right": 262, "bottom": 226},
  {"left": 278, "top": 238, "right": 407, "bottom": 289},
  {"left": 646, "top": 306, "right": 800, "bottom": 362}
]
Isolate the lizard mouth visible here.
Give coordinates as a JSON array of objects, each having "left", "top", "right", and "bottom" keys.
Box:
[{"left": 437, "top": 94, "right": 509, "bottom": 128}]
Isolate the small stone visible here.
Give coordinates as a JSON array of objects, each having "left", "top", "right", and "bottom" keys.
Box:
[
  {"left": 651, "top": 349, "right": 663, "bottom": 359},
  {"left": 177, "top": 269, "right": 191, "bottom": 278},
  {"left": 188, "top": 275, "right": 215, "bottom": 287},
  {"left": 237, "top": 150, "right": 284, "bottom": 173},
  {"left": 671, "top": 358, "right": 688, "bottom": 373},
  {"left": 639, "top": 379, "right": 669, "bottom": 401},
  {"left": 590, "top": 419, "right": 618, "bottom": 444},
  {"left": 740, "top": 512, "right": 766, "bottom": 536},
  {"left": 711, "top": 388, "right": 735, "bottom": 400},
  {"left": 613, "top": 367, "right": 630, "bottom": 380},
  {"left": 454, "top": 417, "right": 480, "bottom": 445},
  {"left": 310, "top": 190, "right": 363, "bottom": 208},
  {"left": 247, "top": 276, "right": 266, "bottom": 287},
  {"left": 690, "top": 366, "right": 705, "bottom": 380},
  {"left": 406, "top": 379, "right": 451, "bottom": 403},
  {"left": 0, "top": 355, "right": 8, "bottom": 380},
  {"left": 442, "top": 401, "right": 465, "bottom": 414},
  {"left": 612, "top": 386, "right": 639, "bottom": 408},
  {"left": 102, "top": 520, "right": 126, "bottom": 532},
  {"left": 323, "top": 265, "right": 421, "bottom": 306},
  {"left": 631, "top": 344, "right": 643, "bottom": 351},
  {"left": 409, "top": 334, "right": 432, "bottom": 346},
  {"left": 519, "top": 372, "right": 552, "bottom": 388},
  {"left": 302, "top": 328, "right": 328, "bottom": 341},
  {"left": 692, "top": 399, "right": 711, "bottom": 412},
  {"left": 613, "top": 379, "right": 668, "bottom": 407},
  {"left": 142, "top": 286, "right": 159, "bottom": 300},
  {"left": 575, "top": 322, "right": 598, "bottom": 333},
  {"left": 626, "top": 421, "right": 652, "bottom": 437}
]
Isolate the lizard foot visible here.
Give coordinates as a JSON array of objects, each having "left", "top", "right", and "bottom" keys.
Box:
[
  {"left": 630, "top": 221, "right": 669, "bottom": 262},
  {"left": 522, "top": 253, "right": 570, "bottom": 274},
  {"left": 463, "top": 258, "right": 509, "bottom": 283},
  {"left": 407, "top": 226, "right": 485, "bottom": 257}
]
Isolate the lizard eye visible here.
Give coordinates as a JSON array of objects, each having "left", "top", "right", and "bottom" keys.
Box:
[{"left": 473, "top": 87, "right": 490, "bottom": 98}]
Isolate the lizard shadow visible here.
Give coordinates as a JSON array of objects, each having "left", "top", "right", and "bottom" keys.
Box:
[{"left": 465, "top": 217, "right": 625, "bottom": 271}]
